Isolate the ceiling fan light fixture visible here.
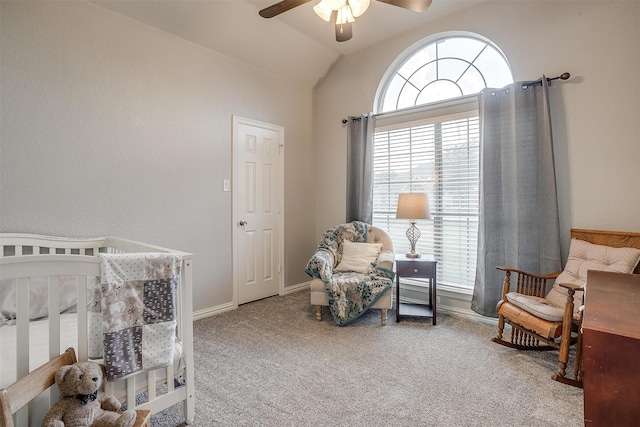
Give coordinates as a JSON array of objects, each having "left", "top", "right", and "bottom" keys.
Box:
[
  {"left": 325, "top": 0, "right": 347, "bottom": 10},
  {"left": 260, "top": 0, "right": 433, "bottom": 43},
  {"left": 336, "top": 4, "right": 355, "bottom": 24},
  {"left": 313, "top": 0, "right": 333, "bottom": 22},
  {"left": 348, "top": 0, "right": 370, "bottom": 18}
]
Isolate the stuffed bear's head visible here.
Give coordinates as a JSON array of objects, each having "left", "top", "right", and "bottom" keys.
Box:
[{"left": 55, "top": 362, "right": 104, "bottom": 399}]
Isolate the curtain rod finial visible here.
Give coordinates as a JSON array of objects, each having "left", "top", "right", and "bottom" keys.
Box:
[{"left": 560, "top": 72, "right": 570, "bottom": 80}]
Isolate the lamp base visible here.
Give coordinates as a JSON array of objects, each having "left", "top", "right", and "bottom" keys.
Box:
[{"left": 405, "top": 222, "right": 422, "bottom": 259}]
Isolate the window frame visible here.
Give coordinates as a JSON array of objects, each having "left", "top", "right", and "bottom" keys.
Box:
[
  {"left": 372, "top": 32, "right": 512, "bottom": 291},
  {"left": 373, "top": 96, "right": 480, "bottom": 290},
  {"left": 374, "top": 31, "right": 512, "bottom": 114}
]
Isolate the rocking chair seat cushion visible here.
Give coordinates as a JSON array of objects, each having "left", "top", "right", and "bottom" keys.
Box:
[
  {"left": 497, "top": 300, "right": 564, "bottom": 338},
  {"left": 506, "top": 292, "right": 564, "bottom": 322}
]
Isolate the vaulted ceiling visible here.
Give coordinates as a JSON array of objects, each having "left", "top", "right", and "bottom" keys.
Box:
[{"left": 91, "top": 0, "right": 486, "bottom": 88}]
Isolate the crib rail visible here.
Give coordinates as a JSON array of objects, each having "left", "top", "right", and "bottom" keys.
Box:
[
  {"left": 0, "top": 234, "right": 194, "bottom": 426},
  {"left": 1, "top": 234, "right": 108, "bottom": 257}
]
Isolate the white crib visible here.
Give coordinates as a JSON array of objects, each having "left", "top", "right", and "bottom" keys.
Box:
[{"left": 0, "top": 233, "right": 195, "bottom": 426}]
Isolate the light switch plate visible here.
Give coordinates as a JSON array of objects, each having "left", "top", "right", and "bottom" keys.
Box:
[{"left": 223, "top": 179, "right": 230, "bottom": 192}]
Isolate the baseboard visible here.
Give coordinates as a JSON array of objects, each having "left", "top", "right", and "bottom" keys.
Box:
[
  {"left": 193, "top": 280, "right": 497, "bottom": 326},
  {"left": 193, "top": 301, "right": 236, "bottom": 321},
  {"left": 282, "top": 281, "right": 311, "bottom": 294},
  {"left": 193, "top": 283, "right": 311, "bottom": 321},
  {"left": 439, "top": 304, "right": 498, "bottom": 326},
  {"left": 399, "top": 283, "right": 497, "bottom": 326}
]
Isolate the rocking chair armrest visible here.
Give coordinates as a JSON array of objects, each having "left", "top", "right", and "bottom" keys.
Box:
[
  {"left": 559, "top": 283, "right": 585, "bottom": 319},
  {"left": 558, "top": 283, "right": 584, "bottom": 292}
]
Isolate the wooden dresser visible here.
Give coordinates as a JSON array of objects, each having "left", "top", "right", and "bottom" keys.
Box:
[{"left": 582, "top": 270, "right": 640, "bottom": 426}]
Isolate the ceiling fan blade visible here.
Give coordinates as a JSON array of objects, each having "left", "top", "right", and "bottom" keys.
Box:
[
  {"left": 259, "top": 0, "right": 312, "bottom": 18},
  {"left": 376, "top": 0, "right": 432, "bottom": 13},
  {"left": 335, "top": 22, "right": 353, "bottom": 42}
]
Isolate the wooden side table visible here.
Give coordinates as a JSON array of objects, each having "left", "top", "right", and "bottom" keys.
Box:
[{"left": 395, "top": 254, "right": 437, "bottom": 325}]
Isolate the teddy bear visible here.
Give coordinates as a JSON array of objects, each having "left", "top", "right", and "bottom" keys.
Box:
[{"left": 42, "top": 361, "right": 136, "bottom": 427}]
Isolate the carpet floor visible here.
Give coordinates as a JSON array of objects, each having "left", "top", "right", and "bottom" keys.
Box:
[{"left": 151, "top": 289, "right": 583, "bottom": 426}]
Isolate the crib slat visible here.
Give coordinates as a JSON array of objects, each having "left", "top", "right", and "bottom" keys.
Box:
[
  {"left": 15, "top": 279, "right": 30, "bottom": 425},
  {"left": 104, "top": 379, "right": 114, "bottom": 397},
  {"left": 147, "top": 370, "right": 156, "bottom": 401},
  {"left": 16, "top": 278, "right": 30, "bottom": 378},
  {"left": 181, "top": 259, "right": 195, "bottom": 423},
  {"left": 48, "top": 275, "right": 61, "bottom": 360},
  {"left": 166, "top": 365, "right": 175, "bottom": 392},
  {"left": 76, "top": 275, "right": 88, "bottom": 361},
  {"left": 127, "top": 377, "right": 136, "bottom": 411}
]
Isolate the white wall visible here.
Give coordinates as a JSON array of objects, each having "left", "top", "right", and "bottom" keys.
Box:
[
  {"left": 3, "top": 0, "right": 639, "bottom": 317},
  {"left": 313, "top": 0, "right": 640, "bottom": 256},
  {"left": 0, "top": 1, "right": 318, "bottom": 314}
]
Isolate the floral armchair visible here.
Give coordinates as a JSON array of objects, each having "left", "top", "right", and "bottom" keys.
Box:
[{"left": 306, "top": 221, "right": 395, "bottom": 326}]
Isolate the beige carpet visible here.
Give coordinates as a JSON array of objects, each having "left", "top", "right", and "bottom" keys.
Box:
[{"left": 152, "top": 289, "right": 583, "bottom": 426}]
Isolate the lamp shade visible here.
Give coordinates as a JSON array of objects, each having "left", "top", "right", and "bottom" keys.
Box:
[{"left": 396, "top": 193, "right": 432, "bottom": 220}]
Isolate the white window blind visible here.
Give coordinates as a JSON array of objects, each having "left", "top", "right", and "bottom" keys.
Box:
[{"left": 372, "top": 100, "right": 479, "bottom": 289}]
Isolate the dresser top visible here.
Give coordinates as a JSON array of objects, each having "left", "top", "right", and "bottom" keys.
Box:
[{"left": 583, "top": 270, "right": 640, "bottom": 340}]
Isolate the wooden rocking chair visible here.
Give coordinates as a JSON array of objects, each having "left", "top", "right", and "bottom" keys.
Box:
[
  {"left": 0, "top": 348, "right": 151, "bottom": 427},
  {"left": 492, "top": 229, "right": 640, "bottom": 387}
]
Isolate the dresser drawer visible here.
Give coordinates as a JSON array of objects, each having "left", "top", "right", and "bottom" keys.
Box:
[{"left": 396, "top": 260, "right": 434, "bottom": 278}]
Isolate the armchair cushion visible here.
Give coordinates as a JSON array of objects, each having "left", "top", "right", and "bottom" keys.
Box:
[
  {"left": 545, "top": 239, "right": 640, "bottom": 316},
  {"left": 376, "top": 249, "right": 395, "bottom": 272},
  {"left": 335, "top": 241, "right": 382, "bottom": 274}
]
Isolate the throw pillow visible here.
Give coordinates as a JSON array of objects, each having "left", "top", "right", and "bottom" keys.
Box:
[{"left": 335, "top": 241, "right": 383, "bottom": 274}]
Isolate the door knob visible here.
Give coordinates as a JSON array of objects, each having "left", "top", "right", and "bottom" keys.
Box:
[{"left": 239, "top": 220, "right": 247, "bottom": 226}]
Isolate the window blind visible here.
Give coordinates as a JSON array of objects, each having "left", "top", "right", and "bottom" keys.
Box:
[{"left": 372, "top": 103, "right": 479, "bottom": 289}]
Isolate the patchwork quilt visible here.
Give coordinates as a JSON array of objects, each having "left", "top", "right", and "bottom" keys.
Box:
[
  {"left": 305, "top": 221, "right": 394, "bottom": 326},
  {"left": 89, "top": 253, "right": 181, "bottom": 381}
]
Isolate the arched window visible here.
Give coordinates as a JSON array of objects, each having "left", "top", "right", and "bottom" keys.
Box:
[
  {"left": 377, "top": 34, "right": 512, "bottom": 112},
  {"left": 372, "top": 33, "right": 512, "bottom": 289}
]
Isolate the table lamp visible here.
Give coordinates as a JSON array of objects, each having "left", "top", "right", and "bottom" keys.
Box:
[{"left": 396, "top": 193, "right": 431, "bottom": 258}]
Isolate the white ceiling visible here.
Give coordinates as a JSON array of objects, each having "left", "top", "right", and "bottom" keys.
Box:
[{"left": 91, "top": 0, "right": 486, "bottom": 88}]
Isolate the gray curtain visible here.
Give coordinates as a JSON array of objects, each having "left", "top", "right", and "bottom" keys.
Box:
[
  {"left": 471, "top": 77, "right": 562, "bottom": 317},
  {"left": 346, "top": 113, "right": 375, "bottom": 224}
]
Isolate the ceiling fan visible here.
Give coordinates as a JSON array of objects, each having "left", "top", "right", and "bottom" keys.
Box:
[{"left": 259, "top": 0, "right": 433, "bottom": 42}]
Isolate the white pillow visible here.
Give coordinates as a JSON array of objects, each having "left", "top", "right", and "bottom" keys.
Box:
[{"left": 335, "top": 241, "right": 383, "bottom": 274}]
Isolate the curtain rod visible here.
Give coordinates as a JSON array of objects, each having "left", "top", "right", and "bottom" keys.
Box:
[
  {"left": 530, "top": 72, "right": 571, "bottom": 87},
  {"left": 342, "top": 117, "right": 362, "bottom": 124},
  {"left": 341, "top": 72, "right": 571, "bottom": 124}
]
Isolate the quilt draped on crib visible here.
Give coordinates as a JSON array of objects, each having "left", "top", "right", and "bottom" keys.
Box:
[
  {"left": 305, "top": 221, "right": 394, "bottom": 326},
  {"left": 89, "top": 253, "right": 181, "bottom": 381}
]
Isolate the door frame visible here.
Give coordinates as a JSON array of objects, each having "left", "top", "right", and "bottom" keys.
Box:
[{"left": 231, "top": 115, "right": 285, "bottom": 307}]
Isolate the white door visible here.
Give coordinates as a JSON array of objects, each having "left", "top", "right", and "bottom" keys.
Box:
[{"left": 232, "top": 116, "right": 283, "bottom": 305}]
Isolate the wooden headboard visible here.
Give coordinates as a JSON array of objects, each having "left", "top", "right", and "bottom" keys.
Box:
[{"left": 571, "top": 228, "right": 640, "bottom": 274}]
